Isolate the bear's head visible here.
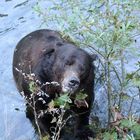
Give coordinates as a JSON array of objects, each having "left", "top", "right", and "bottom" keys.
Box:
[{"left": 42, "top": 43, "right": 95, "bottom": 94}]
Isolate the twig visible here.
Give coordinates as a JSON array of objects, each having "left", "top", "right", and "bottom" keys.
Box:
[
  {"left": 138, "top": 87, "right": 140, "bottom": 99},
  {"left": 107, "top": 60, "right": 112, "bottom": 126},
  {"left": 128, "top": 97, "right": 134, "bottom": 116},
  {"left": 33, "top": 94, "right": 42, "bottom": 140},
  {"left": 125, "top": 67, "right": 140, "bottom": 85},
  {"left": 87, "top": 45, "right": 106, "bottom": 59},
  {"left": 118, "top": 50, "right": 125, "bottom": 109},
  {"left": 112, "top": 65, "right": 122, "bottom": 85}
]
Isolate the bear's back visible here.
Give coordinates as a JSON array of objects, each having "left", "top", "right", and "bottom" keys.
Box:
[{"left": 12, "top": 29, "right": 63, "bottom": 92}]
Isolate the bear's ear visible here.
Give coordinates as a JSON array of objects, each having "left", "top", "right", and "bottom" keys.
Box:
[
  {"left": 43, "top": 48, "right": 55, "bottom": 57},
  {"left": 90, "top": 53, "right": 98, "bottom": 61}
]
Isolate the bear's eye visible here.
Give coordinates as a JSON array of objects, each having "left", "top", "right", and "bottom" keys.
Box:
[{"left": 65, "top": 60, "right": 73, "bottom": 66}]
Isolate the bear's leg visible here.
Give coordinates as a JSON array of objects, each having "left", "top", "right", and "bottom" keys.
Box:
[{"left": 75, "top": 109, "right": 95, "bottom": 140}]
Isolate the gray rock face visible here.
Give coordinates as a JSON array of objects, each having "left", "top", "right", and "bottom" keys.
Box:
[
  {"left": 0, "top": 1, "right": 41, "bottom": 140},
  {"left": 91, "top": 46, "right": 140, "bottom": 127}
]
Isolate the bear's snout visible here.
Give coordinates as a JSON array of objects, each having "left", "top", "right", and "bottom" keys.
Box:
[
  {"left": 61, "top": 78, "right": 80, "bottom": 93},
  {"left": 61, "top": 71, "right": 80, "bottom": 93}
]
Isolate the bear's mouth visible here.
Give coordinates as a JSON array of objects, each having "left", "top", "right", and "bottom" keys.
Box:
[
  {"left": 62, "top": 84, "right": 79, "bottom": 93},
  {"left": 62, "top": 86, "right": 73, "bottom": 93},
  {"left": 61, "top": 78, "right": 80, "bottom": 94},
  {"left": 61, "top": 71, "right": 80, "bottom": 93}
]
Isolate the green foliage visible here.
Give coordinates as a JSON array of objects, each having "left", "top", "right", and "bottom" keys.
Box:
[
  {"left": 132, "top": 74, "right": 140, "bottom": 87},
  {"left": 51, "top": 92, "right": 88, "bottom": 109},
  {"left": 131, "top": 124, "right": 140, "bottom": 139},
  {"left": 34, "top": 0, "right": 140, "bottom": 51},
  {"left": 120, "top": 118, "right": 136, "bottom": 128},
  {"left": 126, "top": 67, "right": 140, "bottom": 87},
  {"left": 103, "top": 132, "right": 117, "bottom": 140},
  {"left": 54, "top": 93, "right": 72, "bottom": 108},
  {"left": 94, "top": 117, "right": 140, "bottom": 140},
  {"left": 120, "top": 118, "right": 140, "bottom": 139},
  {"left": 41, "top": 135, "right": 50, "bottom": 140},
  {"left": 29, "top": 81, "right": 37, "bottom": 93},
  {"left": 75, "top": 92, "right": 88, "bottom": 100}
]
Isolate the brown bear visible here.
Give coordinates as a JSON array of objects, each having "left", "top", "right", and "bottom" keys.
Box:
[{"left": 13, "top": 29, "right": 95, "bottom": 139}]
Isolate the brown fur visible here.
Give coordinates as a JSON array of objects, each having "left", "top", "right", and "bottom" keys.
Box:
[{"left": 13, "top": 29, "right": 95, "bottom": 139}]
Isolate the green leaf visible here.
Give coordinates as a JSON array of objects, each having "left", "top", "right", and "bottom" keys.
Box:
[
  {"left": 41, "top": 135, "right": 50, "bottom": 140},
  {"left": 120, "top": 119, "right": 136, "bottom": 129},
  {"left": 54, "top": 94, "right": 72, "bottom": 107},
  {"left": 103, "top": 132, "right": 117, "bottom": 140},
  {"left": 29, "top": 81, "right": 36, "bottom": 93},
  {"left": 121, "top": 93, "right": 131, "bottom": 100},
  {"left": 126, "top": 73, "right": 135, "bottom": 80},
  {"left": 131, "top": 124, "right": 140, "bottom": 138},
  {"left": 132, "top": 78, "right": 140, "bottom": 87},
  {"left": 75, "top": 92, "right": 88, "bottom": 100}
]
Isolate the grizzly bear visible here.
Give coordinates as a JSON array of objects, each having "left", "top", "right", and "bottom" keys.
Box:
[{"left": 13, "top": 29, "right": 95, "bottom": 139}]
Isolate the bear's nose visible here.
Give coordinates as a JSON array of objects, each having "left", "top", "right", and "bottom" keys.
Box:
[{"left": 68, "top": 77, "right": 80, "bottom": 87}]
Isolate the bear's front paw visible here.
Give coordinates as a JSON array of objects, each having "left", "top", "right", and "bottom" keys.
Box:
[{"left": 75, "top": 127, "right": 95, "bottom": 140}]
